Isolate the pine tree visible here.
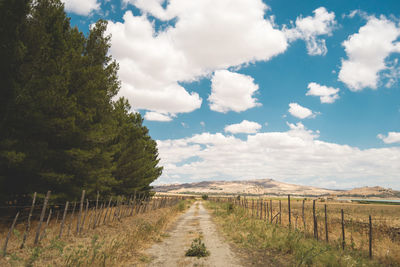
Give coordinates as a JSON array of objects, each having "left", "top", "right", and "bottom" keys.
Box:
[
  {"left": 0, "top": 0, "right": 163, "bottom": 202},
  {"left": 112, "top": 99, "right": 163, "bottom": 195},
  {"left": 0, "top": 0, "right": 31, "bottom": 203}
]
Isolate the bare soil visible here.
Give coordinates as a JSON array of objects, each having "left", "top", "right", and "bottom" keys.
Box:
[{"left": 142, "top": 201, "right": 243, "bottom": 267}]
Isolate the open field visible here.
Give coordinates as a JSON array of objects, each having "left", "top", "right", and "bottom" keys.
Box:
[
  {"left": 0, "top": 198, "right": 192, "bottom": 266},
  {"left": 283, "top": 199, "right": 400, "bottom": 264},
  {"left": 207, "top": 197, "right": 400, "bottom": 266}
]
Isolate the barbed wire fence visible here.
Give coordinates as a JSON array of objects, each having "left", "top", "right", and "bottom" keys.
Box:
[
  {"left": 0, "top": 190, "right": 188, "bottom": 256},
  {"left": 209, "top": 195, "right": 400, "bottom": 260}
]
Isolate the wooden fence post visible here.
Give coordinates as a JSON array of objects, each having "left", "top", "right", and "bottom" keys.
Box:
[
  {"left": 20, "top": 192, "right": 36, "bottom": 249},
  {"left": 130, "top": 193, "right": 136, "bottom": 216},
  {"left": 270, "top": 200, "right": 273, "bottom": 223},
  {"left": 40, "top": 209, "right": 52, "bottom": 240},
  {"left": 313, "top": 200, "right": 318, "bottom": 240},
  {"left": 341, "top": 209, "right": 345, "bottom": 250},
  {"left": 108, "top": 202, "right": 114, "bottom": 223},
  {"left": 104, "top": 197, "right": 112, "bottom": 224},
  {"left": 2, "top": 212, "right": 19, "bottom": 256},
  {"left": 256, "top": 200, "right": 259, "bottom": 218},
  {"left": 55, "top": 210, "right": 60, "bottom": 225},
  {"left": 94, "top": 191, "right": 99, "bottom": 228},
  {"left": 279, "top": 200, "right": 282, "bottom": 224},
  {"left": 369, "top": 215, "right": 372, "bottom": 258},
  {"left": 112, "top": 200, "right": 119, "bottom": 221},
  {"left": 34, "top": 190, "right": 51, "bottom": 245},
  {"left": 117, "top": 199, "right": 125, "bottom": 221},
  {"left": 324, "top": 204, "right": 328, "bottom": 242},
  {"left": 264, "top": 201, "right": 267, "bottom": 221},
  {"left": 80, "top": 199, "right": 89, "bottom": 233},
  {"left": 302, "top": 199, "right": 306, "bottom": 236},
  {"left": 77, "top": 190, "right": 85, "bottom": 234},
  {"left": 288, "top": 195, "right": 291, "bottom": 228},
  {"left": 88, "top": 207, "right": 95, "bottom": 230},
  {"left": 59, "top": 201, "right": 69, "bottom": 238},
  {"left": 95, "top": 203, "right": 104, "bottom": 227},
  {"left": 68, "top": 202, "right": 76, "bottom": 235},
  {"left": 251, "top": 199, "right": 254, "bottom": 217}
]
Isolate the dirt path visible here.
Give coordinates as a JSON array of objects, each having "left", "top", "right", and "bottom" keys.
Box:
[{"left": 144, "top": 201, "right": 243, "bottom": 267}]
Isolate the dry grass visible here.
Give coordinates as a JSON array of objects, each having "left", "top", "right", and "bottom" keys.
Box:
[
  {"left": 207, "top": 201, "right": 384, "bottom": 267},
  {"left": 0, "top": 200, "right": 192, "bottom": 266},
  {"left": 236, "top": 197, "right": 400, "bottom": 265}
]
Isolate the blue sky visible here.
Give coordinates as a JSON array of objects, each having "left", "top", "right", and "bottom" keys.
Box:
[{"left": 63, "top": 0, "right": 400, "bottom": 189}]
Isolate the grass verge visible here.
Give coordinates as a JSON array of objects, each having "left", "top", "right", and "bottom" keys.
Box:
[
  {"left": 206, "top": 201, "right": 388, "bottom": 267},
  {"left": 0, "top": 199, "right": 192, "bottom": 267}
]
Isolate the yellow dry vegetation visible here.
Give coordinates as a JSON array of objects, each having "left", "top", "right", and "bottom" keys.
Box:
[
  {"left": 232, "top": 197, "right": 400, "bottom": 265},
  {"left": 0, "top": 200, "right": 191, "bottom": 266}
]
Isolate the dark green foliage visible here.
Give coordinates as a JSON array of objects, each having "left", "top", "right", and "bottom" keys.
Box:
[
  {"left": 201, "top": 194, "right": 208, "bottom": 200},
  {"left": 0, "top": 0, "right": 162, "bottom": 203},
  {"left": 112, "top": 99, "right": 162, "bottom": 196},
  {"left": 185, "top": 238, "right": 210, "bottom": 258}
]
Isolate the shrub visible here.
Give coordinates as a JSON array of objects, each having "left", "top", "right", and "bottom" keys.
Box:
[
  {"left": 185, "top": 238, "right": 210, "bottom": 258},
  {"left": 201, "top": 194, "right": 209, "bottom": 200},
  {"left": 227, "top": 203, "right": 234, "bottom": 213},
  {"left": 177, "top": 200, "right": 186, "bottom": 211}
]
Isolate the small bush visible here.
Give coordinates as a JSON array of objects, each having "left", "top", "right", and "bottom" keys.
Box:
[
  {"left": 177, "top": 200, "right": 186, "bottom": 211},
  {"left": 185, "top": 238, "right": 210, "bottom": 258},
  {"left": 201, "top": 194, "right": 209, "bottom": 200},
  {"left": 227, "top": 203, "right": 234, "bottom": 213}
]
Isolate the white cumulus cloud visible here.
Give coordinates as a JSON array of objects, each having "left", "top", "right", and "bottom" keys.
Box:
[
  {"left": 339, "top": 15, "right": 400, "bottom": 91},
  {"left": 285, "top": 7, "right": 336, "bottom": 56},
  {"left": 61, "top": 0, "right": 100, "bottom": 16},
  {"left": 107, "top": 0, "right": 288, "bottom": 119},
  {"left": 224, "top": 120, "right": 262, "bottom": 134},
  {"left": 156, "top": 124, "right": 400, "bottom": 189},
  {"left": 144, "top": 111, "right": 173, "bottom": 122},
  {"left": 209, "top": 70, "right": 261, "bottom": 113},
  {"left": 288, "top": 103, "right": 316, "bottom": 119},
  {"left": 378, "top": 132, "right": 400, "bottom": 144},
  {"left": 306, "top": 82, "right": 340, "bottom": 103}
]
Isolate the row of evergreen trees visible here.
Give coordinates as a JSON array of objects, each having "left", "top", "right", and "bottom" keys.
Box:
[{"left": 0, "top": 0, "right": 163, "bottom": 203}]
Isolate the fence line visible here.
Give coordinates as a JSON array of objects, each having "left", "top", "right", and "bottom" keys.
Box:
[
  {"left": 0, "top": 191, "right": 188, "bottom": 256},
  {"left": 210, "top": 195, "right": 377, "bottom": 259}
]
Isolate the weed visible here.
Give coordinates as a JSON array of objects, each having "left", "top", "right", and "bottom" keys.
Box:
[
  {"left": 48, "top": 238, "right": 66, "bottom": 254},
  {"left": 177, "top": 200, "right": 186, "bottom": 211},
  {"left": 90, "top": 235, "right": 102, "bottom": 264},
  {"left": 185, "top": 238, "right": 210, "bottom": 258},
  {"left": 161, "top": 233, "right": 170, "bottom": 238},
  {"left": 26, "top": 247, "right": 41, "bottom": 267},
  {"left": 139, "top": 254, "right": 152, "bottom": 263},
  {"left": 9, "top": 252, "right": 22, "bottom": 265},
  {"left": 226, "top": 203, "right": 234, "bottom": 213},
  {"left": 13, "top": 229, "right": 20, "bottom": 239}
]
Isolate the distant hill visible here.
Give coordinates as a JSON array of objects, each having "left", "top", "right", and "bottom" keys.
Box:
[
  {"left": 153, "top": 179, "right": 400, "bottom": 198},
  {"left": 339, "top": 186, "right": 400, "bottom": 198}
]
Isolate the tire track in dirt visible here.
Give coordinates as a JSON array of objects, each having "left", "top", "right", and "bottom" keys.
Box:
[{"left": 144, "top": 201, "right": 243, "bottom": 267}]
